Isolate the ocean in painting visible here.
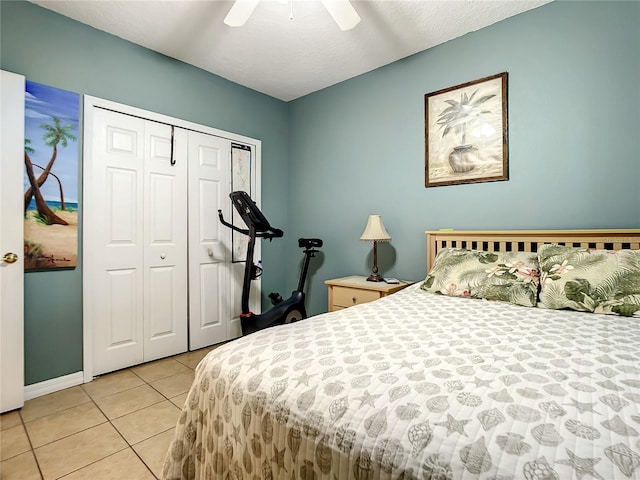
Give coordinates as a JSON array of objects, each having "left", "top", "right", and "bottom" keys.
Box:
[{"left": 27, "top": 199, "right": 78, "bottom": 211}]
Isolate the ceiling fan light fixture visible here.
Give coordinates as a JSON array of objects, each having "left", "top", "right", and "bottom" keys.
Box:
[
  {"left": 224, "top": 0, "right": 260, "bottom": 27},
  {"left": 321, "top": 0, "right": 361, "bottom": 31},
  {"left": 224, "top": 0, "right": 360, "bottom": 31}
]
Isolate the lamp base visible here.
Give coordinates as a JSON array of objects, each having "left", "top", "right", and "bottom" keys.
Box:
[{"left": 366, "top": 273, "right": 383, "bottom": 282}]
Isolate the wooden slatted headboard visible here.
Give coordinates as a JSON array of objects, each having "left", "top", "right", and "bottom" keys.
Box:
[{"left": 426, "top": 229, "right": 640, "bottom": 272}]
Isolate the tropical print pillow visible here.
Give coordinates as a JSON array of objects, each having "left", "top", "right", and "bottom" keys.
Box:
[
  {"left": 537, "top": 244, "right": 640, "bottom": 317},
  {"left": 421, "top": 248, "right": 539, "bottom": 307}
]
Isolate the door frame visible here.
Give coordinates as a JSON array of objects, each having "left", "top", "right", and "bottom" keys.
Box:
[
  {"left": 1, "top": 70, "right": 25, "bottom": 412},
  {"left": 82, "top": 95, "right": 261, "bottom": 383}
]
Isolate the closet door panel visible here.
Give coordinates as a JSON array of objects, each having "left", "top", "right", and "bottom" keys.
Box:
[
  {"left": 188, "top": 132, "right": 232, "bottom": 350},
  {"left": 105, "top": 269, "right": 138, "bottom": 345},
  {"left": 143, "top": 123, "right": 188, "bottom": 361},
  {"left": 147, "top": 266, "right": 176, "bottom": 335},
  {"left": 198, "top": 262, "right": 225, "bottom": 331},
  {"left": 107, "top": 168, "right": 137, "bottom": 243},
  {"left": 89, "top": 109, "right": 145, "bottom": 375},
  {"left": 196, "top": 178, "right": 226, "bottom": 333}
]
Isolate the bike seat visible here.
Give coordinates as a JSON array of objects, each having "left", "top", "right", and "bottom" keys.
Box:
[
  {"left": 262, "top": 227, "right": 283, "bottom": 239},
  {"left": 299, "top": 238, "right": 323, "bottom": 248}
]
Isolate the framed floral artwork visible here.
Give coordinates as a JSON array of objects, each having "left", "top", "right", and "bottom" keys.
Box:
[{"left": 425, "top": 72, "right": 508, "bottom": 187}]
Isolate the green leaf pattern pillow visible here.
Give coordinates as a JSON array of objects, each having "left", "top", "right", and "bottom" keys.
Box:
[
  {"left": 421, "top": 248, "right": 539, "bottom": 307},
  {"left": 537, "top": 244, "right": 640, "bottom": 317}
]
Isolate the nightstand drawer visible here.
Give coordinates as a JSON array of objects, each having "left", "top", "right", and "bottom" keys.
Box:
[
  {"left": 325, "top": 276, "right": 412, "bottom": 312},
  {"left": 332, "top": 286, "right": 380, "bottom": 308}
]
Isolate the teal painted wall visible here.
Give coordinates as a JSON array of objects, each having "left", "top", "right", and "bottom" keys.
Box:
[
  {"left": 2, "top": 0, "right": 639, "bottom": 385},
  {"left": 1, "top": 1, "right": 289, "bottom": 385},
  {"left": 288, "top": 0, "right": 640, "bottom": 316}
]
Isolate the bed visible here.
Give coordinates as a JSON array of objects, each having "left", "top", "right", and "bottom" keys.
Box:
[{"left": 162, "top": 229, "right": 640, "bottom": 480}]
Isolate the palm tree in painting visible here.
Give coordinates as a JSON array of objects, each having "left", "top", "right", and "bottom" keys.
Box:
[
  {"left": 23, "top": 116, "right": 76, "bottom": 214},
  {"left": 24, "top": 137, "right": 68, "bottom": 226},
  {"left": 436, "top": 90, "right": 496, "bottom": 173},
  {"left": 33, "top": 165, "right": 67, "bottom": 211},
  {"left": 24, "top": 138, "right": 35, "bottom": 159}
]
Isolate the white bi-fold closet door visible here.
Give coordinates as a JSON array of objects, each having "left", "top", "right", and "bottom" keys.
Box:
[{"left": 83, "top": 97, "right": 259, "bottom": 378}]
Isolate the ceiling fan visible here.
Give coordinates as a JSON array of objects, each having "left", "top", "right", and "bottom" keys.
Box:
[{"left": 224, "top": 0, "right": 361, "bottom": 31}]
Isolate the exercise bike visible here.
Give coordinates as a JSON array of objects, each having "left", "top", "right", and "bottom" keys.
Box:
[{"left": 218, "top": 191, "right": 322, "bottom": 335}]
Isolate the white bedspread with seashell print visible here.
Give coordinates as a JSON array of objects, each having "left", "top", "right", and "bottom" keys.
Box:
[{"left": 162, "top": 284, "right": 640, "bottom": 480}]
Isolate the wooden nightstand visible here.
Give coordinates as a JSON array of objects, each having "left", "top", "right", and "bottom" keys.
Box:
[{"left": 325, "top": 276, "right": 412, "bottom": 312}]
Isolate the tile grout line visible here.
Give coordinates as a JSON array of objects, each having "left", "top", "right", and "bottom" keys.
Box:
[
  {"left": 17, "top": 409, "right": 46, "bottom": 480},
  {"left": 17, "top": 366, "right": 178, "bottom": 479},
  {"left": 2, "top": 346, "right": 215, "bottom": 479},
  {"left": 47, "top": 363, "right": 181, "bottom": 480},
  {"left": 82, "top": 367, "right": 180, "bottom": 480}
]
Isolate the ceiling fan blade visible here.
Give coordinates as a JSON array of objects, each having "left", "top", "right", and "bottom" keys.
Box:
[
  {"left": 321, "top": 0, "right": 361, "bottom": 31},
  {"left": 224, "top": 0, "right": 260, "bottom": 27}
]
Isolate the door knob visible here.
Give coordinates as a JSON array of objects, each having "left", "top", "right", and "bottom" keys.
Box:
[{"left": 2, "top": 252, "right": 18, "bottom": 264}]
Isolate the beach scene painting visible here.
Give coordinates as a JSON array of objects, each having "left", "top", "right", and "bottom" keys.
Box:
[{"left": 23, "top": 80, "right": 79, "bottom": 270}]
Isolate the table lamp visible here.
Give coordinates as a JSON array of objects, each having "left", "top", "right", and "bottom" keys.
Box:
[{"left": 360, "top": 215, "right": 391, "bottom": 282}]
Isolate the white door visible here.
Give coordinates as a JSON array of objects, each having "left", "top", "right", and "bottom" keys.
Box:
[
  {"left": 1, "top": 70, "right": 25, "bottom": 412},
  {"left": 83, "top": 97, "right": 260, "bottom": 374},
  {"left": 143, "top": 122, "right": 188, "bottom": 361},
  {"left": 188, "top": 131, "right": 241, "bottom": 349},
  {"left": 86, "top": 108, "right": 145, "bottom": 374},
  {"left": 86, "top": 108, "right": 187, "bottom": 375}
]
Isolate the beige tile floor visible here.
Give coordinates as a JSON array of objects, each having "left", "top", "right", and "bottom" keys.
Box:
[{"left": 0, "top": 346, "right": 218, "bottom": 480}]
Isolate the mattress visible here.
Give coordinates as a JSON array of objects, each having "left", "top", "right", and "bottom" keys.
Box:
[{"left": 162, "top": 285, "right": 640, "bottom": 479}]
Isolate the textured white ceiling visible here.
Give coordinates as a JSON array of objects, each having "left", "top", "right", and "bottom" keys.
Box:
[{"left": 30, "top": 0, "right": 551, "bottom": 101}]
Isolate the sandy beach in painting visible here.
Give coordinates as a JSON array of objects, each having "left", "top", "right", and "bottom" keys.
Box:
[{"left": 24, "top": 209, "right": 78, "bottom": 269}]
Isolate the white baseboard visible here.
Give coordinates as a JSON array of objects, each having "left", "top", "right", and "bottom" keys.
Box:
[{"left": 24, "top": 371, "right": 85, "bottom": 401}]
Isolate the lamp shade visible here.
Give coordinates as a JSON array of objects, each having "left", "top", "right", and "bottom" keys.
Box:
[{"left": 360, "top": 215, "right": 391, "bottom": 242}]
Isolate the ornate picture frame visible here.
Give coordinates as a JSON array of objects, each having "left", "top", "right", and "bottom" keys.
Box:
[{"left": 425, "top": 72, "right": 508, "bottom": 187}]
